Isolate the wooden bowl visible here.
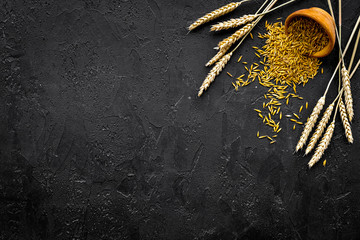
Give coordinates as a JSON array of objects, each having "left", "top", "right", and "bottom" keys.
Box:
[{"left": 284, "top": 7, "right": 336, "bottom": 58}]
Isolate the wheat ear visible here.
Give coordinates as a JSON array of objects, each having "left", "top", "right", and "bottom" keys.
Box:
[
  {"left": 188, "top": 1, "right": 247, "bottom": 31},
  {"left": 305, "top": 102, "right": 334, "bottom": 155},
  {"left": 218, "top": 22, "right": 254, "bottom": 50},
  {"left": 198, "top": 52, "right": 233, "bottom": 96},
  {"left": 296, "top": 96, "right": 326, "bottom": 152},
  {"left": 210, "top": 14, "right": 257, "bottom": 31},
  {"left": 210, "top": 0, "right": 297, "bottom": 32},
  {"left": 339, "top": 98, "right": 353, "bottom": 143},
  {"left": 341, "top": 66, "right": 354, "bottom": 122},
  {"left": 308, "top": 121, "right": 335, "bottom": 168},
  {"left": 206, "top": 44, "right": 231, "bottom": 67}
]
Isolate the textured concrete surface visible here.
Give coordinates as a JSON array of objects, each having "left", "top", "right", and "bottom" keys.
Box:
[{"left": 1, "top": 0, "right": 360, "bottom": 239}]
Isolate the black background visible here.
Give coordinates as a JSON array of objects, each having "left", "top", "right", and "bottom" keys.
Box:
[{"left": 1, "top": 0, "right": 360, "bottom": 239}]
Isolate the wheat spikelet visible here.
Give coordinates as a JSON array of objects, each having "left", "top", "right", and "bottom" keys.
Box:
[
  {"left": 341, "top": 66, "right": 354, "bottom": 122},
  {"left": 305, "top": 102, "right": 334, "bottom": 155},
  {"left": 308, "top": 121, "right": 335, "bottom": 168},
  {"left": 210, "top": 14, "right": 257, "bottom": 31},
  {"left": 295, "top": 96, "right": 326, "bottom": 152},
  {"left": 188, "top": 1, "right": 244, "bottom": 31},
  {"left": 339, "top": 98, "right": 353, "bottom": 143},
  {"left": 206, "top": 44, "right": 230, "bottom": 67},
  {"left": 218, "top": 22, "right": 254, "bottom": 50},
  {"left": 198, "top": 52, "right": 233, "bottom": 96}
]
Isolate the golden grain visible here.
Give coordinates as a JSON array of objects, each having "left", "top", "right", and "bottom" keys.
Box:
[{"left": 247, "top": 18, "right": 327, "bottom": 141}]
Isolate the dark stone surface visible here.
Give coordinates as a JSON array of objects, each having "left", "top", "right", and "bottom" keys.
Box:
[{"left": 1, "top": 0, "right": 360, "bottom": 239}]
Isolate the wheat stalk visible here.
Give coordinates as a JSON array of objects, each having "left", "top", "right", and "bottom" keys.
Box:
[
  {"left": 218, "top": 22, "right": 254, "bottom": 50},
  {"left": 188, "top": 1, "right": 248, "bottom": 31},
  {"left": 196, "top": 0, "right": 273, "bottom": 96},
  {"left": 198, "top": 52, "right": 233, "bottom": 96},
  {"left": 296, "top": 96, "right": 326, "bottom": 152},
  {"left": 341, "top": 66, "right": 354, "bottom": 122},
  {"left": 210, "top": 14, "right": 257, "bottom": 31},
  {"left": 308, "top": 121, "right": 335, "bottom": 168},
  {"left": 305, "top": 102, "right": 334, "bottom": 155},
  {"left": 206, "top": 44, "right": 231, "bottom": 67},
  {"left": 339, "top": 98, "right": 353, "bottom": 143}
]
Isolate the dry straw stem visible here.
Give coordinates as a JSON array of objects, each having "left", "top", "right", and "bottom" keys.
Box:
[
  {"left": 341, "top": 66, "right": 354, "bottom": 122},
  {"left": 211, "top": 14, "right": 257, "bottom": 31},
  {"left": 206, "top": 45, "right": 230, "bottom": 67},
  {"left": 188, "top": 1, "right": 249, "bottom": 31},
  {"left": 295, "top": 96, "right": 326, "bottom": 152},
  {"left": 308, "top": 121, "right": 335, "bottom": 168},
  {"left": 218, "top": 22, "right": 254, "bottom": 49},
  {"left": 322, "top": 16, "right": 360, "bottom": 97},
  {"left": 198, "top": 52, "right": 233, "bottom": 96},
  {"left": 305, "top": 102, "right": 334, "bottom": 155},
  {"left": 339, "top": 98, "right": 353, "bottom": 143},
  {"left": 348, "top": 28, "right": 360, "bottom": 70}
]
